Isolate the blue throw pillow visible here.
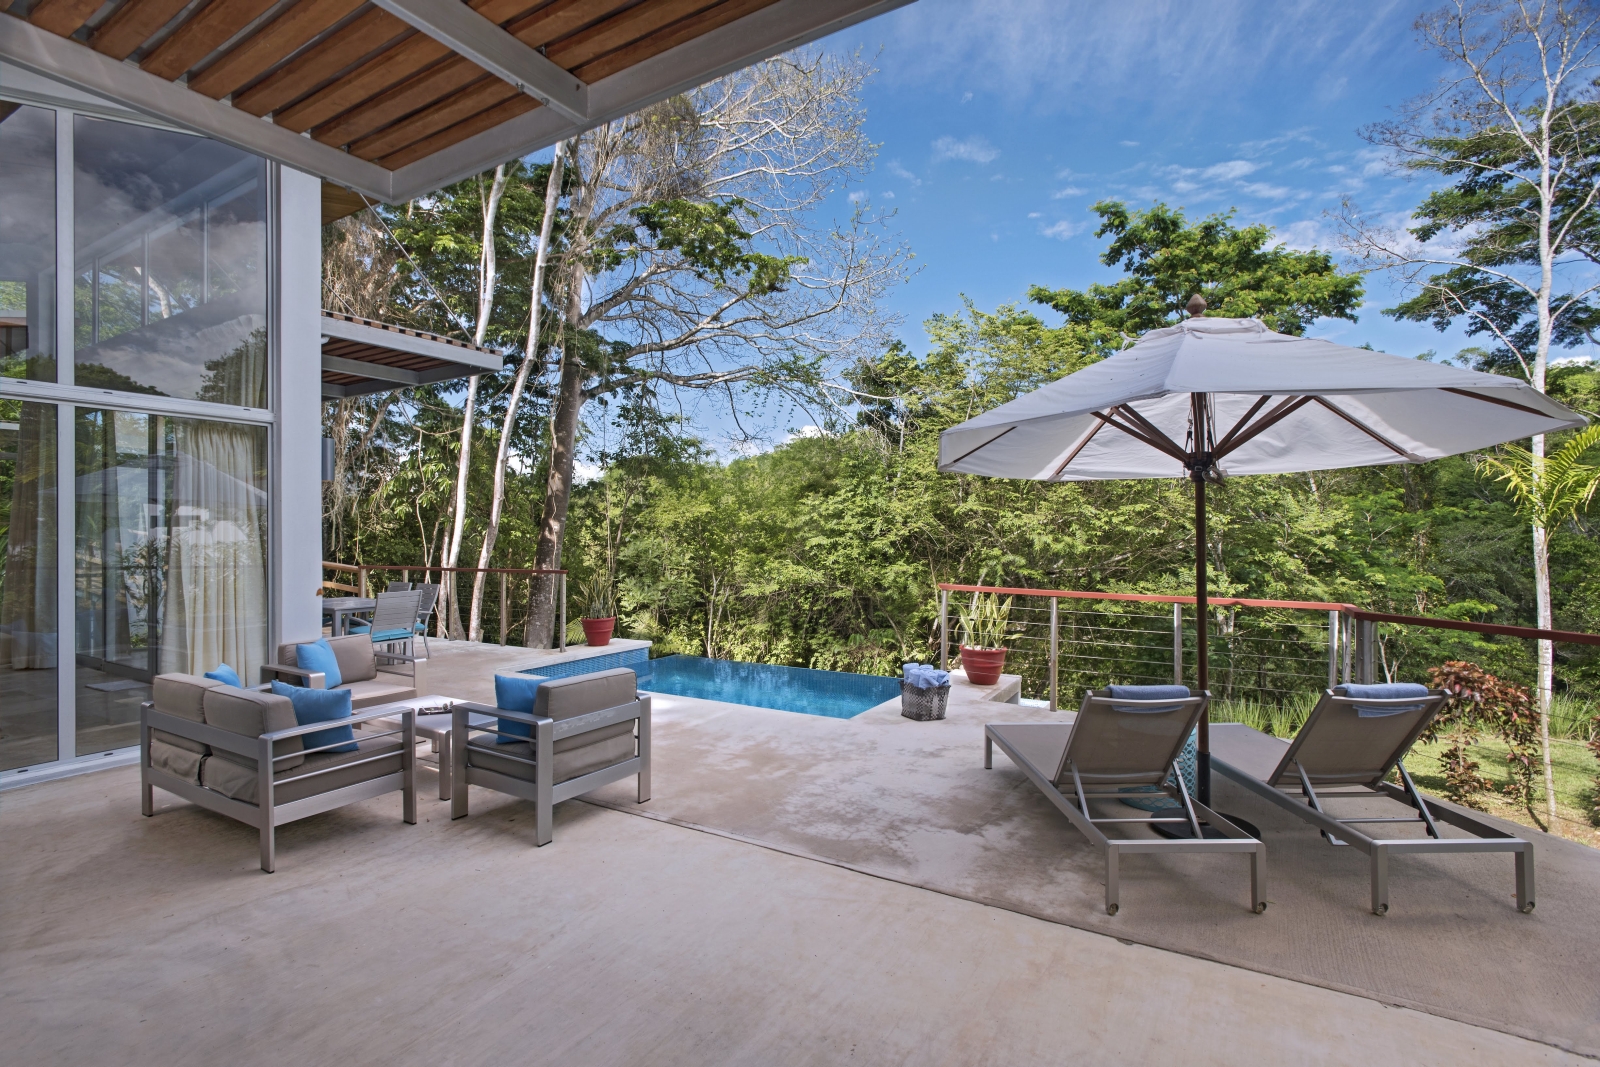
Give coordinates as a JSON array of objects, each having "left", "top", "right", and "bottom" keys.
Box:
[
  {"left": 493, "top": 673, "right": 547, "bottom": 745},
  {"left": 204, "top": 663, "right": 243, "bottom": 687},
  {"left": 294, "top": 638, "right": 343, "bottom": 689},
  {"left": 270, "top": 680, "right": 357, "bottom": 753}
]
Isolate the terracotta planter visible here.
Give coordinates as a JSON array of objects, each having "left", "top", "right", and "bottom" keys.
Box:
[
  {"left": 959, "top": 645, "right": 1007, "bottom": 686},
  {"left": 581, "top": 617, "right": 616, "bottom": 647}
]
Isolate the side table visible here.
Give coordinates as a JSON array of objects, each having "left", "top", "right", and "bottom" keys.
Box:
[{"left": 360, "top": 695, "right": 494, "bottom": 801}]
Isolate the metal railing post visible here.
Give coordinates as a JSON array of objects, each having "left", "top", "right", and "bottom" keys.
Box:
[
  {"left": 1327, "top": 609, "right": 1339, "bottom": 690},
  {"left": 1343, "top": 613, "right": 1354, "bottom": 685},
  {"left": 1357, "top": 618, "right": 1375, "bottom": 684},
  {"left": 1173, "top": 602, "right": 1183, "bottom": 685},
  {"left": 939, "top": 588, "right": 949, "bottom": 671},
  {"left": 1048, "top": 596, "right": 1059, "bottom": 712},
  {"left": 558, "top": 573, "right": 567, "bottom": 653},
  {"left": 358, "top": 566, "right": 368, "bottom": 599},
  {"left": 499, "top": 572, "right": 507, "bottom": 645}
]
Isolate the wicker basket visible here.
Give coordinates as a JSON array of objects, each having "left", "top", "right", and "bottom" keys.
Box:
[{"left": 900, "top": 680, "right": 951, "bottom": 721}]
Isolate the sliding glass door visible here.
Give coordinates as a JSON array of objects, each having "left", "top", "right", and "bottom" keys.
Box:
[{"left": 0, "top": 401, "right": 57, "bottom": 771}]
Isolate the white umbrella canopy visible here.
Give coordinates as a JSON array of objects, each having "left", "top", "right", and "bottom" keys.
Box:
[
  {"left": 939, "top": 315, "right": 1583, "bottom": 481},
  {"left": 937, "top": 309, "right": 1586, "bottom": 811}
]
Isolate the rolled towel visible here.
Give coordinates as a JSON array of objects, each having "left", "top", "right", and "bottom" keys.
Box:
[
  {"left": 1107, "top": 683, "right": 1191, "bottom": 713},
  {"left": 1338, "top": 682, "right": 1430, "bottom": 717},
  {"left": 902, "top": 663, "right": 950, "bottom": 689}
]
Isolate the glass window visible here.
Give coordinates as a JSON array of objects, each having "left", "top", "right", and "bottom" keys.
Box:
[
  {"left": 74, "top": 117, "right": 267, "bottom": 407},
  {"left": 0, "top": 103, "right": 57, "bottom": 383},
  {"left": 75, "top": 410, "right": 267, "bottom": 755},
  {"left": 0, "top": 400, "right": 58, "bottom": 771}
]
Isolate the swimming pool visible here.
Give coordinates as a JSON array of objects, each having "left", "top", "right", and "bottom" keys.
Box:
[{"left": 639, "top": 655, "right": 900, "bottom": 719}]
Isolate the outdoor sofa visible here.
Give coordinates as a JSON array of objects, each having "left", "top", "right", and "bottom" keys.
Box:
[
  {"left": 451, "top": 668, "right": 650, "bottom": 845},
  {"left": 140, "top": 673, "right": 415, "bottom": 872},
  {"left": 985, "top": 686, "right": 1267, "bottom": 915},
  {"left": 1210, "top": 684, "right": 1535, "bottom": 915},
  {"left": 261, "top": 633, "right": 418, "bottom": 708}
]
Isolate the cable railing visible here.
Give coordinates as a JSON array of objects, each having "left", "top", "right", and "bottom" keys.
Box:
[
  {"left": 322, "top": 562, "right": 568, "bottom": 650},
  {"left": 936, "top": 583, "right": 1600, "bottom": 715}
]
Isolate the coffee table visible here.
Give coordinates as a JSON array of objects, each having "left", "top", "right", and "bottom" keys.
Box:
[{"left": 360, "top": 695, "right": 495, "bottom": 801}]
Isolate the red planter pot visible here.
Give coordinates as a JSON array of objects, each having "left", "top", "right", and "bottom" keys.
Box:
[
  {"left": 581, "top": 617, "right": 616, "bottom": 647},
  {"left": 959, "top": 645, "right": 1007, "bottom": 686}
]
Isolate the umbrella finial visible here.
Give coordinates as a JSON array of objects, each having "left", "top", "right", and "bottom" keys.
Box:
[{"left": 1186, "top": 294, "right": 1207, "bottom": 318}]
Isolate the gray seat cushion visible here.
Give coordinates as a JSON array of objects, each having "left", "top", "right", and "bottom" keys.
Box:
[
  {"left": 341, "top": 678, "right": 418, "bottom": 709},
  {"left": 201, "top": 735, "right": 404, "bottom": 805},
  {"left": 466, "top": 727, "right": 636, "bottom": 785},
  {"left": 149, "top": 738, "right": 205, "bottom": 784},
  {"left": 151, "top": 673, "right": 222, "bottom": 757},
  {"left": 277, "top": 634, "right": 378, "bottom": 685},
  {"left": 201, "top": 686, "right": 304, "bottom": 772}
]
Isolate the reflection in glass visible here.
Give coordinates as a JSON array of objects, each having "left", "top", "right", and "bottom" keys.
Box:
[
  {"left": 0, "top": 104, "right": 57, "bottom": 383},
  {"left": 75, "top": 411, "right": 267, "bottom": 755},
  {"left": 74, "top": 116, "right": 266, "bottom": 406},
  {"left": 0, "top": 401, "right": 58, "bottom": 771}
]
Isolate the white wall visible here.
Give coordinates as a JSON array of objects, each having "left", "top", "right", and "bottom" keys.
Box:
[{"left": 271, "top": 164, "right": 324, "bottom": 648}]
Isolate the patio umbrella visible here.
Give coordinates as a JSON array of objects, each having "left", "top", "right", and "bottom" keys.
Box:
[{"left": 937, "top": 298, "right": 1586, "bottom": 804}]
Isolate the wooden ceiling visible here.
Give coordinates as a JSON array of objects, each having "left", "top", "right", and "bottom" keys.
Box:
[
  {"left": 0, "top": 0, "right": 909, "bottom": 202},
  {"left": 320, "top": 310, "right": 504, "bottom": 397}
]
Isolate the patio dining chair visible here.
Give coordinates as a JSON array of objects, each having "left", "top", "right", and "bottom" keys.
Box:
[
  {"left": 413, "top": 583, "right": 440, "bottom": 657},
  {"left": 1210, "top": 684, "right": 1534, "bottom": 915},
  {"left": 985, "top": 685, "right": 1266, "bottom": 915},
  {"left": 348, "top": 589, "right": 422, "bottom": 656},
  {"left": 386, "top": 581, "right": 413, "bottom": 592}
]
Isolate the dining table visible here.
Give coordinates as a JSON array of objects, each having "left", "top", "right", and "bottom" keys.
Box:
[{"left": 319, "top": 596, "right": 376, "bottom": 636}]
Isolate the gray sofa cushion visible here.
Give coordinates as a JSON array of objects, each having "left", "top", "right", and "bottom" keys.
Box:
[
  {"left": 536, "top": 669, "right": 638, "bottom": 722},
  {"left": 149, "top": 737, "right": 205, "bottom": 784},
  {"left": 277, "top": 635, "right": 379, "bottom": 686},
  {"left": 201, "top": 735, "right": 403, "bottom": 805},
  {"left": 342, "top": 677, "right": 417, "bottom": 709},
  {"left": 152, "top": 673, "right": 221, "bottom": 755},
  {"left": 466, "top": 728, "right": 636, "bottom": 784},
  {"left": 202, "top": 686, "right": 304, "bottom": 772}
]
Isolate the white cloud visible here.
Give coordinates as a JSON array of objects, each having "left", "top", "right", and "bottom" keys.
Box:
[
  {"left": 1040, "top": 220, "right": 1081, "bottom": 240},
  {"left": 1200, "top": 159, "right": 1261, "bottom": 181},
  {"left": 573, "top": 461, "right": 603, "bottom": 484},
  {"left": 848, "top": 190, "right": 868, "bottom": 202},
  {"left": 785, "top": 425, "right": 825, "bottom": 442},
  {"left": 1119, "top": 140, "right": 1140, "bottom": 147},
  {"left": 888, "top": 159, "right": 922, "bottom": 186},
  {"left": 1051, "top": 185, "right": 1085, "bottom": 198},
  {"left": 1027, "top": 211, "right": 1042, "bottom": 218},
  {"left": 1277, "top": 219, "right": 1331, "bottom": 251},
  {"left": 960, "top": 90, "right": 973, "bottom": 103},
  {"left": 932, "top": 134, "right": 1000, "bottom": 164},
  {"left": 881, "top": 190, "right": 896, "bottom": 199},
  {"left": 1239, "top": 181, "right": 1296, "bottom": 200}
]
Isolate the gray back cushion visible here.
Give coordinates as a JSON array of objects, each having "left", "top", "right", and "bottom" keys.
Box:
[
  {"left": 152, "top": 673, "right": 222, "bottom": 754},
  {"left": 535, "top": 668, "right": 638, "bottom": 721},
  {"left": 276, "top": 635, "right": 376, "bottom": 685},
  {"left": 202, "top": 686, "right": 304, "bottom": 770}
]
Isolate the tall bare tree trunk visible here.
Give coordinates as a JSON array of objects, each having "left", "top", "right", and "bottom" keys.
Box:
[
  {"left": 470, "top": 143, "right": 567, "bottom": 641},
  {"left": 526, "top": 275, "right": 586, "bottom": 647},
  {"left": 441, "top": 165, "right": 510, "bottom": 639}
]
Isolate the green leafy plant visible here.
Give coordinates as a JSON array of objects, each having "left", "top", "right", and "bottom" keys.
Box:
[
  {"left": 956, "top": 589, "right": 1015, "bottom": 650},
  {"left": 576, "top": 572, "right": 616, "bottom": 621},
  {"left": 1426, "top": 661, "right": 1546, "bottom": 828}
]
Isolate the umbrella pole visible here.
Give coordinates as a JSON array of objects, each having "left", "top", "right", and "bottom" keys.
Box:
[{"left": 1194, "top": 469, "right": 1211, "bottom": 806}]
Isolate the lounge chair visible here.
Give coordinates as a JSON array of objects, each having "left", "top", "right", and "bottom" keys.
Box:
[
  {"left": 450, "top": 668, "right": 650, "bottom": 845},
  {"left": 985, "top": 686, "right": 1267, "bottom": 915},
  {"left": 1210, "top": 684, "right": 1534, "bottom": 915}
]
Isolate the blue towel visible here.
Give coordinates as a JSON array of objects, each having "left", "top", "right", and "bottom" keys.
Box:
[
  {"left": 1107, "top": 684, "right": 1190, "bottom": 713},
  {"left": 1340, "top": 682, "right": 1430, "bottom": 717},
  {"left": 902, "top": 663, "right": 950, "bottom": 689}
]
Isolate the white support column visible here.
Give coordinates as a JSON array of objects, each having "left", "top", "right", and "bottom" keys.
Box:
[{"left": 270, "top": 164, "right": 324, "bottom": 649}]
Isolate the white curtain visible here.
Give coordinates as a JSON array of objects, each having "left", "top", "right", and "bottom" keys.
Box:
[{"left": 159, "top": 418, "right": 267, "bottom": 682}]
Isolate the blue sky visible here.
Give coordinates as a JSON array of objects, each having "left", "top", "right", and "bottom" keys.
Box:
[{"left": 814, "top": 0, "right": 1472, "bottom": 362}]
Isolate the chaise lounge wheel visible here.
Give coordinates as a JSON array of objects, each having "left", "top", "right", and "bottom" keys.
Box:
[
  {"left": 1520, "top": 901, "right": 1535, "bottom": 914},
  {"left": 1105, "top": 903, "right": 1119, "bottom": 916},
  {"left": 1372, "top": 903, "right": 1388, "bottom": 916},
  {"left": 1253, "top": 901, "right": 1267, "bottom": 914}
]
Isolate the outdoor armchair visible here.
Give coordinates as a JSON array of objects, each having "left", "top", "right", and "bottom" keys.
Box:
[
  {"left": 140, "top": 673, "right": 416, "bottom": 872},
  {"left": 262, "top": 633, "right": 418, "bottom": 709},
  {"left": 451, "top": 668, "right": 650, "bottom": 845},
  {"left": 1210, "top": 685, "right": 1534, "bottom": 915},
  {"left": 985, "top": 686, "right": 1266, "bottom": 915}
]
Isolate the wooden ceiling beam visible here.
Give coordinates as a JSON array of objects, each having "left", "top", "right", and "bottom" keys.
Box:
[
  {"left": 90, "top": 0, "right": 191, "bottom": 60},
  {"left": 230, "top": 8, "right": 410, "bottom": 117},
  {"left": 314, "top": 55, "right": 489, "bottom": 148},
  {"left": 141, "top": 0, "right": 279, "bottom": 81},
  {"left": 188, "top": 0, "right": 365, "bottom": 100},
  {"left": 27, "top": 0, "right": 100, "bottom": 37},
  {"left": 351, "top": 75, "right": 520, "bottom": 160},
  {"left": 573, "top": 0, "right": 779, "bottom": 84},
  {"left": 376, "top": 92, "right": 539, "bottom": 170},
  {"left": 549, "top": 0, "right": 725, "bottom": 71}
]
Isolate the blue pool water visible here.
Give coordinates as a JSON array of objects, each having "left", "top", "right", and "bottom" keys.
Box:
[{"left": 640, "top": 655, "right": 900, "bottom": 718}]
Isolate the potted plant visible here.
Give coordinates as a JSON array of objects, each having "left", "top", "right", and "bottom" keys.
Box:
[
  {"left": 576, "top": 572, "right": 617, "bottom": 647},
  {"left": 956, "top": 588, "right": 1014, "bottom": 685}
]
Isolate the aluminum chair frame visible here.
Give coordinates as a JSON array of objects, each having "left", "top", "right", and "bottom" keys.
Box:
[
  {"left": 985, "top": 690, "right": 1266, "bottom": 916},
  {"left": 413, "top": 583, "right": 440, "bottom": 657},
  {"left": 450, "top": 695, "right": 650, "bottom": 846},
  {"left": 140, "top": 701, "right": 416, "bottom": 872},
  {"left": 260, "top": 644, "right": 418, "bottom": 691},
  {"left": 1211, "top": 689, "right": 1534, "bottom": 915}
]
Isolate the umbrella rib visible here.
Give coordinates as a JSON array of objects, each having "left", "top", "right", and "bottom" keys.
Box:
[
  {"left": 1049, "top": 418, "right": 1106, "bottom": 479},
  {"left": 1212, "top": 396, "right": 1314, "bottom": 460},
  {"left": 944, "top": 426, "right": 1015, "bottom": 467},
  {"left": 1441, "top": 387, "right": 1557, "bottom": 419},
  {"left": 1112, "top": 405, "right": 1191, "bottom": 463},
  {"left": 1094, "top": 409, "right": 1189, "bottom": 464},
  {"left": 1211, "top": 395, "right": 1274, "bottom": 455},
  {"left": 1310, "top": 396, "right": 1423, "bottom": 461}
]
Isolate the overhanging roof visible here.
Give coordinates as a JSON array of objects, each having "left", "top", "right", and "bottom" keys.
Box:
[
  {"left": 0, "top": 0, "right": 913, "bottom": 204},
  {"left": 321, "top": 310, "right": 504, "bottom": 397}
]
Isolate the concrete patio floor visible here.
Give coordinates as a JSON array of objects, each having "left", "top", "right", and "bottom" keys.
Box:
[{"left": 1, "top": 640, "right": 1594, "bottom": 1064}]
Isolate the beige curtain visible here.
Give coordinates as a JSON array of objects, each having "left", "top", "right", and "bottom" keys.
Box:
[
  {"left": 0, "top": 402, "right": 57, "bottom": 670},
  {"left": 159, "top": 418, "right": 267, "bottom": 681}
]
